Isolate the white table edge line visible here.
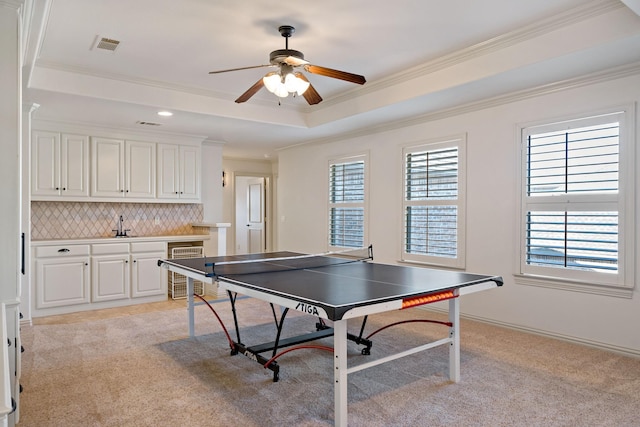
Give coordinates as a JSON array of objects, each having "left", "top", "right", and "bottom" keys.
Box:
[{"left": 346, "top": 337, "right": 453, "bottom": 375}]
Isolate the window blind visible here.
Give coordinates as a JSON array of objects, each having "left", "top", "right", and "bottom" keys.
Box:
[
  {"left": 329, "top": 160, "right": 365, "bottom": 248},
  {"left": 406, "top": 148, "right": 458, "bottom": 200},
  {"left": 404, "top": 147, "right": 459, "bottom": 258},
  {"left": 330, "top": 207, "right": 364, "bottom": 248},
  {"left": 405, "top": 206, "right": 457, "bottom": 257},
  {"left": 526, "top": 211, "right": 618, "bottom": 272},
  {"left": 524, "top": 120, "right": 620, "bottom": 273},
  {"left": 527, "top": 123, "right": 619, "bottom": 196}
]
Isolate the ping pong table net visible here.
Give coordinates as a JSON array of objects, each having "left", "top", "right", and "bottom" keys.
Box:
[{"left": 205, "top": 245, "right": 373, "bottom": 278}]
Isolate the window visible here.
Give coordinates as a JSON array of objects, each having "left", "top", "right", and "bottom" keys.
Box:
[
  {"left": 402, "top": 136, "right": 466, "bottom": 268},
  {"left": 519, "top": 109, "right": 635, "bottom": 291},
  {"left": 328, "top": 155, "right": 367, "bottom": 249}
]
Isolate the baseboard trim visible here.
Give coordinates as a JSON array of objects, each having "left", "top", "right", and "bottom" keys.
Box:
[{"left": 422, "top": 307, "right": 640, "bottom": 358}]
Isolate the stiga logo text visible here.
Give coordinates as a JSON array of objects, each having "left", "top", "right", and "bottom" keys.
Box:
[
  {"left": 296, "top": 302, "right": 319, "bottom": 316},
  {"left": 242, "top": 350, "right": 258, "bottom": 362}
]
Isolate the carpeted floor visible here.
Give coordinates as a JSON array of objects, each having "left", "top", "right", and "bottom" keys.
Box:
[{"left": 18, "top": 297, "right": 640, "bottom": 426}]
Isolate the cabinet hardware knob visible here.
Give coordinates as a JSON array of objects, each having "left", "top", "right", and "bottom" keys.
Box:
[
  {"left": 55, "top": 187, "right": 60, "bottom": 190},
  {"left": 62, "top": 187, "right": 66, "bottom": 191}
]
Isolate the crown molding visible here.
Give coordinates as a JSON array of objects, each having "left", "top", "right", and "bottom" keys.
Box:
[
  {"left": 34, "top": 60, "right": 303, "bottom": 113},
  {"left": 281, "top": 61, "right": 640, "bottom": 151},
  {"left": 0, "top": 0, "right": 24, "bottom": 10},
  {"left": 318, "top": 0, "right": 626, "bottom": 110},
  {"left": 31, "top": 117, "right": 209, "bottom": 144}
]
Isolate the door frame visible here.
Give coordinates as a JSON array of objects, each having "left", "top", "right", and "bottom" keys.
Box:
[{"left": 231, "top": 172, "right": 273, "bottom": 254}]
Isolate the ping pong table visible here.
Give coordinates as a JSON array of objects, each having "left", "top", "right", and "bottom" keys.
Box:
[{"left": 159, "top": 246, "right": 503, "bottom": 426}]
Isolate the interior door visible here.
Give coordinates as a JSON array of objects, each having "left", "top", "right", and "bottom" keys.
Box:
[
  {"left": 247, "top": 178, "right": 265, "bottom": 253},
  {"left": 235, "top": 176, "right": 265, "bottom": 254}
]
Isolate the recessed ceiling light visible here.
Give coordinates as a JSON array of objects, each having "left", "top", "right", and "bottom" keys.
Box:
[{"left": 157, "top": 111, "right": 173, "bottom": 117}]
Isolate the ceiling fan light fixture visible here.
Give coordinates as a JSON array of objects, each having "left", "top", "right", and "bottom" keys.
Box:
[
  {"left": 273, "top": 84, "right": 290, "bottom": 98},
  {"left": 263, "top": 72, "right": 281, "bottom": 93},
  {"left": 284, "top": 72, "right": 310, "bottom": 96},
  {"left": 263, "top": 70, "right": 309, "bottom": 98},
  {"left": 295, "top": 77, "right": 310, "bottom": 96}
]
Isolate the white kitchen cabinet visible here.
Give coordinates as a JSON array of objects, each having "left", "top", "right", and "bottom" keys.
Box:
[
  {"left": 1, "top": 304, "right": 13, "bottom": 427},
  {"left": 131, "top": 242, "right": 167, "bottom": 298},
  {"left": 91, "top": 243, "right": 130, "bottom": 302},
  {"left": 31, "top": 131, "right": 89, "bottom": 198},
  {"left": 127, "top": 140, "right": 157, "bottom": 198},
  {"left": 30, "top": 238, "right": 176, "bottom": 316},
  {"left": 157, "top": 144, "right": 200, "bottom": 201},
  {"left": 91, "top": 138, "right": 156, "bottom": 199},
  {"left": 34, "top": 245, "right": 90, "bottom": 309},
  {"left": 4, "top": 302, "right": 21, "bottom": 427}
]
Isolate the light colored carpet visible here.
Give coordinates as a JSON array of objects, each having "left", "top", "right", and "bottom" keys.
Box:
[{"left": 19, "top": 297, "right": 640, "bottom": 426}]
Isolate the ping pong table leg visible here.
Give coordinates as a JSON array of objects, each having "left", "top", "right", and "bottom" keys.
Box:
[
  {"left": 333, "top": 319, "right": 348, "bottom": 427},
  {"left": 187, "top": 276, "right": 195, "bottom": 338},
  {"left": 448, "top": 297, "right": 461, "bottom": 382}
]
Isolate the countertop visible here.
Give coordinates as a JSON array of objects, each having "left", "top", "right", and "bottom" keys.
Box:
[
  {"left": 31, "top": 234, "right": 210, "bottom": 246},
  {"left": 191, "top": 222, "right": 231, "bottom": 228}
]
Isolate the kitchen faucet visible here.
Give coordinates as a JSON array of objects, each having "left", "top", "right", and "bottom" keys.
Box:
[{"left": 113, "top": 215, "right": 130, "bottom": 237}]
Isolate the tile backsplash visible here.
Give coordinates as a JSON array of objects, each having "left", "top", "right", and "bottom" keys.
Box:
[{"left": 31, "top": 201, "right": 204, "bottom": 240}]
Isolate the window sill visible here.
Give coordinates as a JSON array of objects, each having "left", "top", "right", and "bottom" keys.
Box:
[
  {"left": 514, "top": 274, "right": 634, "bottom": 299},
  {"left": 398, "top": 259, "right": 465, "bottom": 271}
]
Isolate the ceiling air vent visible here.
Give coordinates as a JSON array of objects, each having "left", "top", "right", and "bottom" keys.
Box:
[
  {"left": 93, "top": 36, "right": 120, "bottom": 52},
  {"left": 136, "top": 121, "right": 162, "bottom": 126}
]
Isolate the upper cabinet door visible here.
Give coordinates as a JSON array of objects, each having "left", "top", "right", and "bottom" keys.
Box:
[
  {"left": 179, "top": 145, "right": 200, "bottom": 200},
  {"left": 157, "top": 143, "right": 180, "bottom": 199},
  {"left": 31, "top": 130, "right": 61, "bottom": 196},
  {"left": 126, "top": 140, "right": 156, "bottom": 199},
  {"left": 61, "top": 133, "right": 90, "bottom": 197},
  {"left": 91, "top": 137, "right": 125, "bottom": 197}
]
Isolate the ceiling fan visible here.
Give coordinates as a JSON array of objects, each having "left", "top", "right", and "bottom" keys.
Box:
[{"left": 209, "top": 25, "right": 366, "bottom": 105}]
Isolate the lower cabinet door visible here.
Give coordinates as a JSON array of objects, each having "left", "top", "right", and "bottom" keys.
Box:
[
  {"left": 92, "top": 255, "right": 129, "bottom": 302},
  {"left": 131, "top": 252, "right": 166, "bottom": 297},
  {"left": 36, "top": 257, "right": 90, "bottom": 308}
]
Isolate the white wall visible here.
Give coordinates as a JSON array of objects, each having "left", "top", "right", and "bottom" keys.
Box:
[
  {"left": 1, "top": 2, "right": 22, "bottom": 305},
  {"left": 277, "top": 71, "right": 640, "bottom": 355},
  {"left": 200, "top": 141, "right": 224, "bottom": 222}
]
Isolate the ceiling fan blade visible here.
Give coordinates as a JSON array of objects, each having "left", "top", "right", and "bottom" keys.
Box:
[
  {"left": 304, "top": 65, "right": 366, "bottom": 85},
  {"left": 235, "top": 78, "right": 265, "bottom": 103},
  {"left": 302, "top": 84, "right": 323, "bottom": 105},
  {"left": 296, "top": 74, "right": 322, "bottom": 105},
  {"left": 209, "top": 64, "right": 271, "bottom": 74},
  {"left": 283, "top": 56, "right": 309, "bottom": 66}
]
